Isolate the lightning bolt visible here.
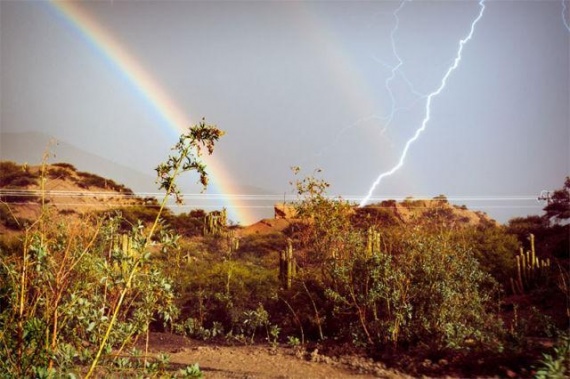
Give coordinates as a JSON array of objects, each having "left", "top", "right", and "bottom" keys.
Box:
[
  {"left": 378, "top": 0, "right": 421, "bottom": 135},
  {"left": 316, "top": 0, "right": 426, "bottom": 158},
  {"left": 359, "top": 0, "right": 486, "bottom": 207},
  {"left": 563, "top": 0, "right": 570, "bottom": 32}
]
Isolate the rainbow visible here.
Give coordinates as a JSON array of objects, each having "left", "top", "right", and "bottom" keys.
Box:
[{"left": 47, "top": 1, "right": 258, "bottom": 225}]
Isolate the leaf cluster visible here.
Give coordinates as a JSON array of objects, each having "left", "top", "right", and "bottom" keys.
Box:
[
  {"left": 543, "top": 177, "right": 570, "bottom": 224},
  {"left": 155, "top": 119, "right": 224, "bottom": 204}
]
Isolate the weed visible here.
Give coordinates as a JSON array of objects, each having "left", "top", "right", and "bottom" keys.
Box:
[
  {"left": 178, "top": 363, "right": 204, "bottom": 378},
  {"left": 287, "top": 335, "right": 301, "bottom": 347},
  {"left": 534, "top": 333, "right": 569, "bottom": 379}
]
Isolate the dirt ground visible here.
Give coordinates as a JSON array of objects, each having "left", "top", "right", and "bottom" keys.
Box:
[{"left": 142, "top": 333, "right": 411, "bottom": 379}]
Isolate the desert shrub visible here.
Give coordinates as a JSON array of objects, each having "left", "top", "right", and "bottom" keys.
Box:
[
  {"left": 433, "top": 194, "right": 448, "bottom": 203},
  {"left": 76, "top": 171, "right": 108, "bottom": 188},
  {"left": 238, "top": 232, "right": 287, "bottom": 259},
  {"left": 0, "top": 185, "right": 39, "bottom": 204},
  {"left": 354, "top": 200, "right": 518, "bottom": 285},
  {"left": 507, "top": 216, "right": 569, "bottom": 260},
  {"left": 98, "top": 206, "right": 165, "bottom": 234},
  {"left": 321, "top": 227, "right": 502, "bottom": 352},
  {"left": 395, "top": 230, "right": 501, "bottom": 350},
  {"left": 0, "top": 120, "right": 224, "bottom": 377},
  {"left": 457, "top": 224, "right": 519, "bottom": 284},
  {"left": 283, "top": 169, "right": 503, "bottom": 354},
  {"left": 52, "top": 162, "right": 77, "bottom": 171},
  {"left": 289, "top": 168, "right": 355, "bottom": 263},
  {"left": 534, "top": 333, "right": 569, "bottom": 379},
  {"left": 351, "top": 203, "right": 400, "bottom": 229},
  {"left": 170, "top": 230, "right": 278, "bottom": 337},
  {"left": 0, "top": 213, "right": 179, "bottom": 377},
  {"left": 0, "top": 203, "right": 26, "bottom": 230},
  {"left": 0, "top": 162, "right": 39, "bottom": 203},
  {"left": 421, "top": 206, "right": 456, "bottom": 227},
  {"left": 402, "top": 197, "right": 422, "bottom": 208},
  {"left": 0, "top": 161, "right": 38, "bottom": 188},
  {"left": 176, "top": 253, "right": 279, "bottom": 338},
  {"left": 166, "top": 210, "right": 207, "bottom": 237},
  {"left": 75, "top": 171, "right": 134, "bottom": 194},
  {"left": 47, "top": 166, "right": 71, "bottom": 179},
  {"left": 0, "top": 161, "right": 39, "bottom": 203}
]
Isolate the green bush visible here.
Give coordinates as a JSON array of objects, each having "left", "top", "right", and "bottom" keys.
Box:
[
  {"left": 0, "top": 120, "right": 224, "bottom": 377},
  {"left": 282, "top": 169, "right": 504, "bottom": 354},
  {"left": 0, "top": 214, "right": 179, "bottom": 377},
  {"left": 457, "top": 224, "right": 519, "bottom": 284},
  {"left": 166, "top": 210, "right": 207, "bottom": 237},
  {"left": 238, "top": 233, "right": 287, "bottom": 259},
  {"left": 176, "top": 255, "right": 279, "bottom": 337},
  {"left": 321, "top": 227, "right": 502, "bottom": 351},
  {"left": 534, "top": 333, "right": 569, "bottom": 379},
  {"left": 396, "top": 230, "right": 501, "bottom": 350},
  {"left": 98, "top": 206, "right": 165, "bottom": 234}
]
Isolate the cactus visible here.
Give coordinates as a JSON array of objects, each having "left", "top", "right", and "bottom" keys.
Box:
[
  {"left": 280, "top": 239, "right": 296, "bottom": 289},
  {"left": 224, "top": 231, "right": 240, "bottom": 257},
  {"left": 366, "top": 227, "right": 381, "bottom": 257},
  {"left": 203, "top": 208, "right": 227, "bottom": 236},
  {"left": 111, "top": 234, "right": 134, "bottom": 256},
  {"left": 510, "top": 234, "right": 551, "bottom": 295},
  {"left": 121, "top": 234, "right": 132, "bottom": 256}
]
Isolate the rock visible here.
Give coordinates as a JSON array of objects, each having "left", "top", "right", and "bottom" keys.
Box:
[{"left": 309, "top": 348, "right": 319, "bottom": 362}]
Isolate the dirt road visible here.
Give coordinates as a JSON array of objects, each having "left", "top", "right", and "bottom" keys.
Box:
[{"left": 145, "top": 333, "right": 410, "bottom": 379}]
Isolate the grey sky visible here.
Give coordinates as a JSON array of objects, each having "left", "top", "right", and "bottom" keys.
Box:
[{"left": 1, "top": 0, "right": 568, "bottom": 224}]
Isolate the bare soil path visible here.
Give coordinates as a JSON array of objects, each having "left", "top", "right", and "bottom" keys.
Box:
[{"left": 144, "top": 333, "right": 410, "bottom": 379}]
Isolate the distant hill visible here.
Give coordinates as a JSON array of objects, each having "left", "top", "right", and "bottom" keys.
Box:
[
  {"left": 0, "top": 131, "right": 279, "bottom": 224},
  {"left": 238, "top": 196, "right": 498, "bottom": 238},
  {"left": 353, "top": 197, "right": 498, "bottom": 228},
  {"left": 1, "top": 158, "right": 499, "bottom": 242},
  {"left": 0, "top": 161, "right": 151, "bottom": 230},
  {"left": 1, "top": 131, "right": 158, "bottom": 193}
]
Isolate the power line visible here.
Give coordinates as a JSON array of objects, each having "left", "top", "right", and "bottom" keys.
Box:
[{"left": 0, "top": 189, "right": 543, "bottom": 202}]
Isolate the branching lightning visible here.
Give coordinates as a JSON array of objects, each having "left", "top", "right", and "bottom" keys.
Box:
[
  {"left": 359, "top": 0, "right": 486, "bottom": 207},
  {"left": 315, "top": 0, "right": 425, "bottom": 158},
  {"left": 563, "top": 0, "right": 570, "bottom": 32},
  {"left": 378, "top": 0, "right": 421, "bottom": 135}
]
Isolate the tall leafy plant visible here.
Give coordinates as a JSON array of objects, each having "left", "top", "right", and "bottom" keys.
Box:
[
  {"left": 86, "top": 119, "right": 224, "bottom": 377},
  {"left": 0, "top": 120, "right": 224, "bottom": 377}
]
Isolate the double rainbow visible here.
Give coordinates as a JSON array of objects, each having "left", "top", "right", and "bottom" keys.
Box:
[{"left": 48, "top": 1, "right": 258, "bottom": 225}]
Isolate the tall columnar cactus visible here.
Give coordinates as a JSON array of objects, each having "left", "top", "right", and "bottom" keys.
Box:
[
  {"left": 280, "top": 239, "right": 296, "bottom": 289},
  {"left": 510, "top": 234, "right": 551, "bottom": 295},
  {"left": 110, "top": 233, "right": 134, "bottom": 256},
  {"left": 366, "top": 227, "right": 381, "bottom": 257},
  {"left": 121, "top": 234, "right": 133, "bottom": 256},
  {"left": 203, "top": 208, "right": 227, "bottom": 236},
  {"left": 224, "top": 231, "right": 239, "bottom": 257},
  {"left": 109, "top": 234, "right": 138, "bottom": 277}
]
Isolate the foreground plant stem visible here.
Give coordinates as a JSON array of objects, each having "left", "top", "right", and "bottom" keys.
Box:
[{"left": 86, "top": 121, "right": 223, "bottom": 378}]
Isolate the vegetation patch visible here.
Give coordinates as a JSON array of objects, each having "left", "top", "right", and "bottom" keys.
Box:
[{"left": 0, "top": 143, "right": 568, "bottom": 377}]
